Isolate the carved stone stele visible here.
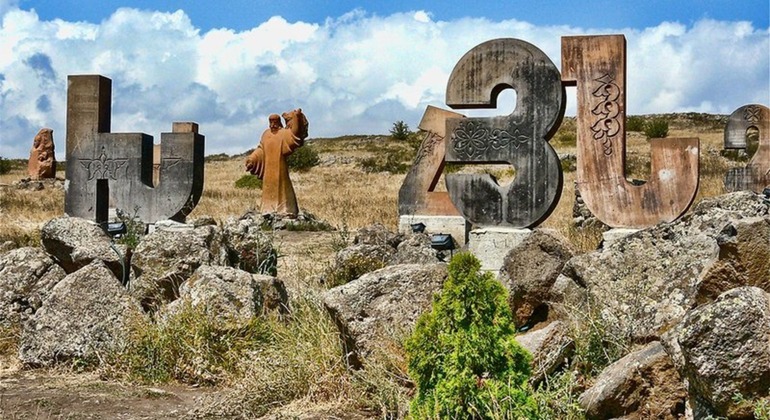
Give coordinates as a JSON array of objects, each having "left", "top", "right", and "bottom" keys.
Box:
[
  {"left": 562, "top": 35, "right": 699, "bottom": 229},
  {"left": 724, "top": 104, "right": 769, "bottom": 193},
  {"left": 28, "top": 128, "right": 56, "bottom": 179}
]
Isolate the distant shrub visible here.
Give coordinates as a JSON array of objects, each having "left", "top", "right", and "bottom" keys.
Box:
[
  {"left": 626, "top": 115, "right": 645, "bottom": 132},
  {"left": 235, "top": 175, "right": 263, "bottom": 190},
  {"left": 0, "top": 157, "right": 11, "bottom": 175},
  {"left": 287, "top": 145, "right": 320, "bottom": 172},
  {"left": 644, "top": 118, "right": 669, "bottom": 139},
  {"left": 205, "top": 153, "right": 231, "bottom": 162},
  {"left": 360, "top": 152, "right": 409, "bottom": 174},
  {"left": 406, "top": 253, "right": 536, "bottom": 419},
  {"left": 389, "top": 120, "right": 412, "bottom": 140}
]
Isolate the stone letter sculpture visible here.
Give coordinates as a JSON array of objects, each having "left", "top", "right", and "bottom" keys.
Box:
[
  {"left": 398, "top": 105, "right": 464, "bottom": 216},
  {"left": 65, "top": 75, "right": 205, "bottom": 224},
  {"left": 28, "top": 128, "right": 56, "bottom": 179},
  {"left": 444, "top": 38, "right": 566, "bottom": 228},
  {"left": 723, "top": 104, "right": 769, "bottom": 193},
  {"left": 561, "top": 35, "right": 699, "bottom": 228},
  {"left": 245, "top": 109, "right": 309, "bottom": 216}
]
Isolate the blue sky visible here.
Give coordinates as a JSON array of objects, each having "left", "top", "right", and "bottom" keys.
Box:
[{"left": 1, "top": 0, "right": 768, "bottom": 158}]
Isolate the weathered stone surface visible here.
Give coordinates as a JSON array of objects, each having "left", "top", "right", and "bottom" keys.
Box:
[
  {"left": 40, "top": 216, "right": 123, "bottom": 278},
  {"left": 579, "top": 341, "right": 686, "bottom": 420},
  {"left": 0, "top": 247, "right": 66, "bottom": 325},
  {"left": 500, "top": 229, "right": 574, "bottom": 327},
  {"left": 28, "top": 128, "right": 56, "bottom": 179},
  {"left": 164, "top": 265, "right": 288, "bottom": 327},
  {"left": 131, "top": 224, "right": 228, "bottom": 310},
  {"left": 353, "top": 223, "right": 404, "bottom": 248},
  {"left": 323, "top": 263, "right": 447, "bottom": 368},
  {"left": 723, "top": 104, "right": 769, "bottom": 193},
  {"left": 245, "top": 109, "right": 309, "bottom": 216},
  {"left": 560, "top": 191, "right": 769, "bottom": 342},
  {"left": 515, "top": 321, "right": 574, "bottom": 386},
  {"left": 445, "top": 38, "right": 565, "bottom": 228},
  {"left": 562, "top": 35, "right": 699, "bottom": 228},
  {"left": 468, "top": 227, "right": 532, "bottom": 273},
  {"left": 18, "top": 260, "right": 145, "bottom": 366},
  {"left": 398, "top": 214, "right": 469, "bottom": 247},
  {"left": 65, "top": 75, "right": 205, "bottom": 224},
  {"left": 666, "top": 287, "right": 770, "bottom": 419},
  {"left": 323, "top": 244, "right": 393, "bottom": 287},
  {"left": 222, "top": 212, "right": 279, "bottom": 275},
  {"left": 389, "top": 233, "right": 440, "bottom": 265}
]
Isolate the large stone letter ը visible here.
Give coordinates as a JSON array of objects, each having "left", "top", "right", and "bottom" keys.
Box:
[
  {"left": 444, "top": 38, "right": 566, "bottom": 228},
  {"left": 724, "top": 104, "right": 770, "bottom": 193},
  {"left": 561, "top": 35, "right": 699, "bottom": 228},
  {"left": 65, "top": 75, "right": 204, "bottom": 224}
]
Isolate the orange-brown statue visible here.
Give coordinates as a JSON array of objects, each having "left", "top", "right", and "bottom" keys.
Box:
[
  {"left": 245, "top": 109, "right": 309, "bottom": 216},
  {"left": 28, "top": 128, "right": 56, "bottom": 179}
]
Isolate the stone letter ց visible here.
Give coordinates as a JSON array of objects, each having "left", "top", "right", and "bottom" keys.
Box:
[
  {"left": 444, "top": 38, "right": 566, "bottom": 228},
  {"left": 562, "top": 35, "right": 699, "bottom": 229},
  {"left": 65, "top": 75, "right": 205, "bottom": 224},
  {"left": 723, "top": 104, "right": 770, "bottom": 193}
]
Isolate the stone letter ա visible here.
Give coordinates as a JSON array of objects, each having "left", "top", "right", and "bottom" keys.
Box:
[
  {"left": 65, "top": 75, "right": 204, "bottom": 224},
  {"left": 723, "top": 104, "right": 769, "bottom": 193}
]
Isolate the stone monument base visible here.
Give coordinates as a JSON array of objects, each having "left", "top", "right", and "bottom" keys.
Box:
[
  {"left": 602, "top": 228, "right": 640, "bottom": 247},
  {"left": 148, "top": 219, "right": 195, "bottom": 234},
  {"left": 468, "top": 227, "right": 533, "bottom": 274},
  {"left": 398, "top": 215, "right": 470, "bottom": 246}
]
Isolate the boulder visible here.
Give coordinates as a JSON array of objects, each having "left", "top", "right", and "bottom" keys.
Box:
[
  {"left": 131, "top": 224, "right": 228, "bottom": 310},
  {"left": 323, "top": 263, "right": 447, "bottom": 368},
  {"left": 500, "top": 229, "right": 574, "bottom": 327},
  {"left": 666, "top": 286, "right": 770, "bottom": 419},
  {"left": 222, "top": 213, "right": 279, "bottom": 275},
  {"left": 40, "top": 216, "right": 123, "bottom": 278},
  {"left": 578, "top": 341, "right": 686, "bottom": 420},
  {"left": 389, "top": 233, "right": 440, "bottom": 265},
  {"left": 323, "top": 244, "right": 393, "bottom": 287},
  {"left": 560, "top": 191, "right": 769, "bottom": 343},
  {"left": 353, "top": 223, "right": 404, "bottom": 248},
  {"left": 515, "top": 320, "right": 574, "bottom": 386},
  {"left": 0, "top": 247, "right": 66, "bottom": 325},
  {"left": 18, "top": 260, "right": 145, "bottom": 366},
  {"left": 164, "top": 265, "right": 288, "bottom": 328}
]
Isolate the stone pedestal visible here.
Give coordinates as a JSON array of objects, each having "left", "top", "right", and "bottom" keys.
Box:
[
  {"left": 468, "top": 227, "right": 532, "bottom": 274},
  {"left": 602, "top": 228, "right": 640, "bottom": 247},
  {"left": 147, "top": 219, "right": 195, "bottom": 234},
  {"left": 399, "top": 215, "right": 470, "bottom": 246}
]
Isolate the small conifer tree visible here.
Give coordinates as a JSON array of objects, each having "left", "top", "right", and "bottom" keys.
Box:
[{"left": 406, "top": 253, "right": 536, "bottom": 419}]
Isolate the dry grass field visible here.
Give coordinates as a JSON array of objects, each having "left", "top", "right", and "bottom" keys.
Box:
[{"left": 0, "top": 113, "right": 757, "bottom": 418}]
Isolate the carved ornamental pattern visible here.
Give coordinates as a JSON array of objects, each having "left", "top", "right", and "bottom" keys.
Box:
[
  {"left": 450, "top": 120, "right": 529, "bottom": 159},
  {"left": 744, "top": 105, "right": 763, "bottom": 123},
  {"left": 79, "top": 146, "right": 128, "bottom": 180},
  {"left": 590, "top": 74, "right": 621, "bottom": 156}
]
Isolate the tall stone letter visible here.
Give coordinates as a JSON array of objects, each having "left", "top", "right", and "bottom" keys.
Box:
[
  {"left": 562, "top": 35, "right": 699, "bottom": 228},
  {"left": 724, "top": 104, "right": 769, "bottom": 193},
  {"left": 65, "top": 75, "right": 204, "bottom": 224},
  {"left": 444, "top": 38, "right": 566, "bottom": 228}
]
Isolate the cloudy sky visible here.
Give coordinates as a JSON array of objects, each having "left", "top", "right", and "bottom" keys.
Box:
[{"left": 1, "top": 0, "right": 768, "bottom": 158}]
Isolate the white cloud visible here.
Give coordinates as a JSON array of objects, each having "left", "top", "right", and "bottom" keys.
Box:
[{"left": 0, "top": 6, "right": 768, "bottom": 158}]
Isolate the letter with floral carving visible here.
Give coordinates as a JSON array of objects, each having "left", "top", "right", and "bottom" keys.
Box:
[
  {"left": 28, "top": 128, "right": 56, "bottom": 179},
  {"left": 724, "top": 104, "right": 769, "bottom": 193}
]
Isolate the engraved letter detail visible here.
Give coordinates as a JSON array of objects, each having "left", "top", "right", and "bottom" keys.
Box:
[
  {"left": 444, "top": 38, "right": 566, "bottom": 228},
  {"left": 724, "top": 104, "right": 770, "bottom": 193},
  {"left": 561, "top": 35, "right": 699, "bottom": 228}
]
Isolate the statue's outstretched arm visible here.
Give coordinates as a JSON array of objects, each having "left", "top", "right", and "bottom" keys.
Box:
[{"left": 245, "top": 146, "right": 265, "bottom": 179}]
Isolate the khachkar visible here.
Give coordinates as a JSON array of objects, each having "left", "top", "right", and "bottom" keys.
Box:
[
  {"left": 561, "top": 35, "right": 699, "bottom": 228},
  {"left": 724, "top": 104, "right": 769, "bottom": 193},
  {"left": 245, "top": 109, "right": 309, "bottom": 216},
  {"left": 28, "top": 128, "right": 56, "bottom": 179},
  {"left": 444, "top": 38, "right": 566, "bottom": 228},
  {"left": 65, "top": 75, "right": 205, "bottom": 224}
]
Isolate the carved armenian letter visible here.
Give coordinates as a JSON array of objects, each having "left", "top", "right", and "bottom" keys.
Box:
[
  {"left": 561, "top": 35, "right": 699, "bottom": 228},
  {"left": 724, "top": 104, "right": 769, "bottom": 193},
  {"left": 444, "top": 38, "right": 566, "bottom": 228},
  {"left": 65, "top": 75, "right": 204, "bottom": 224},
  {"left": 398, "top": 105, "right": 464, "bottom": 216}
]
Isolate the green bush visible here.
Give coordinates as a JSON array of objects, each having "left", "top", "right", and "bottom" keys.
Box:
[
  {"left": 626, "top": 115, "right": 645, "bottom": 132},
  {"left": 360, "top": 152, "right": 409, "bottom": 174},
  {"left": 389, "top": 120, "right": 412, "bottom": 140},
  {"left": 0, "top": 157, "right": 11, "bottom": 175},
  {"left": 287, "top": 145, "right": 320, "bottom": 172},
  {"left": 235, "top": 174, "right": 263, "bottom": 189},
  {"left": 644, "top": 118, "right": 669, "bottom": 139},
  {"left": 406, "top": 253, "right": 536, "bottom": 419}
]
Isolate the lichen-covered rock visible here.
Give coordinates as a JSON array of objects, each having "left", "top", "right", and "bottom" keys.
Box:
[
  {"left": 40, "top": 216, "right": 123, "bottom": 278},
  {"left": 323, "top": 263, "right": 447, "bottom": 368},
  {"left": 131, "top": 224, "right": 228, "bottom": 310},
  {"left": 163, "top": 265, "right": 288, "bottom": 328},
  {"left": 515, "top": 320, "right": 574, "bottom": 386},
  {"left": 353, "top": 223, "right": 404, "bottom": 248},
  {"left": 0, "top": 247, "right": 66, "bottom": 325},
  {"left": 389, "top": 233, "right": 440, "bottom": 265},
  {"left": 18, "top": 260, "right": 145, "bottom": 366},
  {"left": 579, "top": 341, "right": 686, "bottom": 420},
  {"left": 222, "top": 213, "right": 279, "bottom": 275},
  {"left": 500, "top": 229, "right": 574, "bottom": 327},
  {"left": 561, "top": 191, "right": 769, "bottom": 342},
  {"left": 323, "top": 244, "right": 393, "bottom": 287},
  {"left": 667, "top": 286, "right": 770, "bottom": 419}
]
